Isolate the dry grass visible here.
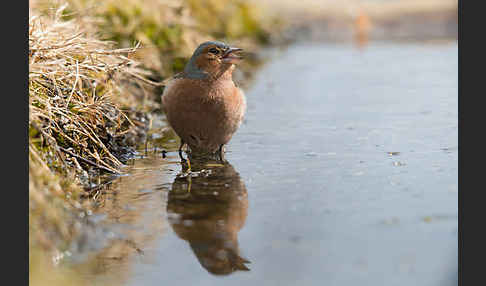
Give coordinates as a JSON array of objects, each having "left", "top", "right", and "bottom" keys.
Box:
[
  {"left": 28, "top": 6, "right": 159, "bottom": 285},
  {"left": 29, "top": 4, "right": 150, "bottom": 177},
  {"left": 29, "top": 0, "right": 277, "bottom": 190},
  {"left": 29, "top": 3, "right": 156, "bottom": 261}
]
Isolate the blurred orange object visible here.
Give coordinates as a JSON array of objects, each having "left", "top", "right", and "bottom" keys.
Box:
[{"left": 354, "top": 10, "right": 372, "bottom": 49}]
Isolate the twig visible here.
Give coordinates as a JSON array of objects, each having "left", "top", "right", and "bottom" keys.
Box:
[
  {"left": 126, "top": 71, "right": 165, "bottom": 86},
  {"left": 58, "top": 146, "right": 120, "bottom": 174}
]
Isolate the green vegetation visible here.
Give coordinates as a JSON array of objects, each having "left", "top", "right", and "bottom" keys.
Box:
[{"left": 67, "top": 0, "right": 275, "bottom": 78}]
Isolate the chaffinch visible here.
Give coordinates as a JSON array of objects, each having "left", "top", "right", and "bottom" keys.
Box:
[{"left": 161, "top": 41, "right": 246, "bottom": 159}]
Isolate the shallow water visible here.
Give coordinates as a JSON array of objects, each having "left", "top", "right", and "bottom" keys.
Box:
[{"left": 87, "top": 41, "right": 458, "bottom": 286}]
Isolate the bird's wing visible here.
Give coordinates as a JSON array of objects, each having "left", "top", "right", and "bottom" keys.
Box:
[
  {"left": 161, "top": 72, "right": 185, "bottom": 86},
  {"left": 161, "top": 71, "right": 186, "bottom": 114}
]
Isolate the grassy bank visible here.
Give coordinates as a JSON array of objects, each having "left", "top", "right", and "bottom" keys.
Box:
[{"left": 29, "top": 0, "right": 277, "bottom": 282}]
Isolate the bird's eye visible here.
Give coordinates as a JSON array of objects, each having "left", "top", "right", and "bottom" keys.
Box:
[{"left": 208, "top": 48, "right": 219, "bottom": 54}]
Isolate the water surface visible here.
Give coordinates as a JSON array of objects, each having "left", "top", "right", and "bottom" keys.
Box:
[{"left": 89, "top": 41, "right": 458, "bottom": 286}]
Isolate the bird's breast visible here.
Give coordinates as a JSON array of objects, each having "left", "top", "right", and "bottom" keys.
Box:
[
  {"left": 163, "top": 78, "right": 242, "bottom": 112},
  {"left": 161, "top": 77, "right": 245, "bottom": 152}
]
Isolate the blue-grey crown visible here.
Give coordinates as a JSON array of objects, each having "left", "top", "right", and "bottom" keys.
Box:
[{"left": 183, "top": 41, "right": 229, "bottom": 79}]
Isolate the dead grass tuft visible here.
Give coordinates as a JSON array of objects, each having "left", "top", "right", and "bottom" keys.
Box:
[
  {"left": 29, "top": 3, "right": 155, "bottom": 258},
  {"left": 29, "top": 4, "right": 149, "bottom": 177}
]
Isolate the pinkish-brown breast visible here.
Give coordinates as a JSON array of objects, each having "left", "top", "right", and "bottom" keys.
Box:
[{"left": 162, "top": 77, "right": 246, "bottom": 154}]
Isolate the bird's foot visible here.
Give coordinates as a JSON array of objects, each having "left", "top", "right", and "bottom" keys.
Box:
[{"left": 181, "top": 157, "right": 192, "bottom": 174}]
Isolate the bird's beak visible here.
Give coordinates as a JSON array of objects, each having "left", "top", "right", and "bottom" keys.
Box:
[{"left": 222, "top": 47, "right": 243, "bottom": 64}]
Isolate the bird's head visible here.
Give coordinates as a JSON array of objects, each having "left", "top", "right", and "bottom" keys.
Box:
[{"left": 183, "top": 41, "right": 243, "bottom": 80}]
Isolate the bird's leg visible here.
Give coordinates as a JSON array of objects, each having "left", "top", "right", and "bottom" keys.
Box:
[
  {"left": 218, "top": 144, "right": 225, "bottom": 162},
  {"left": 178, "top": 140, "right": 185, "bottom": 161},
  {"left": 178, "top": 140, "right": 192, "bottom": 173}
]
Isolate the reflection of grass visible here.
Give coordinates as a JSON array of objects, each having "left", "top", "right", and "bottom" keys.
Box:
[
  {"left": 30, "top": 248, "right": 87, "bottom": 286},
  {"left": 30, "top": 146, "right": 83, "bottom": 252},
  {"left": 29, "top": 147, "right": 90, "bottom": 286}
]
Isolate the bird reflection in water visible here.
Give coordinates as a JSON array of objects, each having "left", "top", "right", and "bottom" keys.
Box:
[{"left": 167, "top": 158, "right": 250, "bottom": 275}]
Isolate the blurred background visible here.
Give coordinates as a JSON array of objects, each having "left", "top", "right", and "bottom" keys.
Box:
[
  {"left": 29, "top": 0, "right": 457, "bottom": 285},
  {"left": 262, "top": 0, "right": 457, "bottom": 42}
]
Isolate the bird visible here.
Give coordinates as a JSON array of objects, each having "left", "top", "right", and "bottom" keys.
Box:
[{"left": 161, "top": 41, "right": 246, "bottom": 160}]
